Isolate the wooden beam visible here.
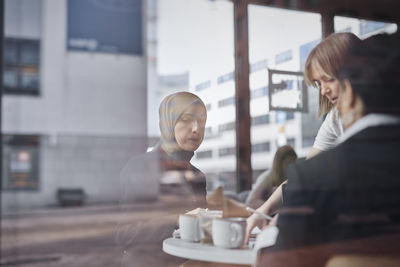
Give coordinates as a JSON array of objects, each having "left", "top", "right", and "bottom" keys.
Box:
[
  {"left": 321, "top": 12, "right": 334, "bottom": 38},
  {"left": 233, "top": 0, "right": 252, "bottom": 193}
]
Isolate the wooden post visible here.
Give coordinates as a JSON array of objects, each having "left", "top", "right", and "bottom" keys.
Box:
[
  {"left": 233, "top": 0, "right": 252, "bottom": 193},
  {"left": 321, "top": 12, "right": 334, "bottom": 38}
]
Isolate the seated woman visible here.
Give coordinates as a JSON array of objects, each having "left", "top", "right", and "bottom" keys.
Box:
[
  {"left": 246, "top": 32, "right": 362, "bottom": 239},
  {"left": 252, "top": 33, "right": 400, "bottom": 246},
  {"left": 245, "top": 145, "right": 297, "bottom": 209},
  {"left": 116, "top": 92, "right": 208, "bottom": 266},
  {"left": 119, "top": 91, "right": 208, "bottom": 205}
]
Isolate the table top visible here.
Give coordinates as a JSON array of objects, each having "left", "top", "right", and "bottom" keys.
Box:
[{"left": 163, "top": 237, "right": 256, "bottom": 265}]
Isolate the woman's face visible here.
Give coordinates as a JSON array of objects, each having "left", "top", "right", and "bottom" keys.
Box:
[
  {"left": 311, "top": 66, "right": 341, "bottom": 106},
  {"left": 174, "top": 103, "right": 207, "bottom": 152}
]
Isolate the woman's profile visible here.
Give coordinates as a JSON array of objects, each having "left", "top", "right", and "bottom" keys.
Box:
[{"left": 119, "top": 91, "right": 208, "bottom": 204}]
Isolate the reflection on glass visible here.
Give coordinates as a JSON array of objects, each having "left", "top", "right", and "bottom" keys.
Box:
[{"left": 3, "top": 68, "right": 19, "bottom": 88}]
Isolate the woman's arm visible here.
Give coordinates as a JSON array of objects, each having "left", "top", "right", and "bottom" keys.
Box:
[
  {"left": 245, "top": 181, "right": 286, "bottom": 243},
  {"left": 306, "top": 147, "right": 323, "bottom": 159}
]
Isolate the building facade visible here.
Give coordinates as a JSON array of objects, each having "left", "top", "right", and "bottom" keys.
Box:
[{"left": 2, "top": 0, "right": 148, "bottom": 211}]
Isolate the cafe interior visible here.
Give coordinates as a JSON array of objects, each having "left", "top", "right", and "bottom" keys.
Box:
[{"left": 1, "top": 0, "right": 400, "bottom": 266}]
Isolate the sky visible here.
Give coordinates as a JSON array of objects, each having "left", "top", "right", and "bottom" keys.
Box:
[{"left": 157, "top": 0, "right": 322, "bottom": 87}]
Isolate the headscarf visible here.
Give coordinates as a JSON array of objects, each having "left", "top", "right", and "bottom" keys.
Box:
[{"left": 159, "top": 92, "right": 206, "bottom": 153}]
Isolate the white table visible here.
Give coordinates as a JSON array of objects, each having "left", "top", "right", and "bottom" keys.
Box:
[{"left": 163, "top": 237, "right": 256, "bottom": 265}]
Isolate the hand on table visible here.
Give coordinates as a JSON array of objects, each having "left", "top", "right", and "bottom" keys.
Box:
[{"left": 245, "top": 213, "right": 278, "bottom": 244}]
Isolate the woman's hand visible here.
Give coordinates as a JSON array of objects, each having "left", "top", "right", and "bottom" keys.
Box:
[
  {"left": 245, "top": 213, "right": 267, "bottom": 244},
  {"left": 245, "top": 213, "right": 279, "bottom": 244}
]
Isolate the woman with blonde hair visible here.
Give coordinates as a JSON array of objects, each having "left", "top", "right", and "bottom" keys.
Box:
[
  {"left": 305, "top": 32, "right": 361, "bottom": 158},
  {"left": 245, "top": 32, "right": 362, "bottom": 241}
]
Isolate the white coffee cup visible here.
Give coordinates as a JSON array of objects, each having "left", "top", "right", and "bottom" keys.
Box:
[
  {"left": 198, "top": 210, "right": 222, "bottom": 243},
  {"left": 179, "top": 214, "right": 200, "bottom": 242},
  {"left": 212, "top": 217, "right": 247, "bottom": 248}
]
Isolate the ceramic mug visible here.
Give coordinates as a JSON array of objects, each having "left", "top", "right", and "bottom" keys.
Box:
[
  {"left": 179, "top": 214, "right": 200, "bottom": 242},
  {"left": 212, "top": 217, "right": 247, "bottom": 248},
  {"left": 198, "top": 210, "right": 222, "bottom": 243}
]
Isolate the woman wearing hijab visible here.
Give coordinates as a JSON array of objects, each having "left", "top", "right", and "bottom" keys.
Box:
[
  {"left": 116, "top": 92, "right": 207, "bottom": 266},
  {"left": 119, "top": 91, "right": 208, "bottom": 204}
]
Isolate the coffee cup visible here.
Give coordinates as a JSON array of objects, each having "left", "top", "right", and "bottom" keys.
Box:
[
  {"left": 212, "top": 217, "right": 246, "bottom": 248},
  {"left": 179, "top": 214, "right": 200, "bottom": 242},
  {"left": 198, "top": 210, "right": 222, "bottom": 243}
]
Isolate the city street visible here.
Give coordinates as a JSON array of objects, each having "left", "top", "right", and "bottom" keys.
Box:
[{"left": 1, "top": 195, "right": 200, "bottom": 267}]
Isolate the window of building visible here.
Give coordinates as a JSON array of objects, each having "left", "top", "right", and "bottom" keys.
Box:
[
  {"left": 287, "top": 138, "right": 296, "bottom": 148},
  {"left": 195, "top": 80, "right": 211, "bottom": 91},
  {"left": 218, "top": 121, "right": 235, "bottom": 133},
  {"left": 217, "top": 71, "right": 234, "bottom": 84},
  {"left": 250, "top": 59, "right": 268, "bottom": 73},
  {"left": 3, "top": 38, "right": 40, "bottom": 95},
  {"left": 218, "top": 97, "right": 235, "bottom": 108},
  {"left": 205, "top": 103, "right": 212, "bottom": 111},
  {"left": 251, "top": 86, "right": 268, "bottom": 99},
  {"left": 252, "top": 142, "right": 270, "bottom": 153},
  {"left": 196, "top": 150, "right": 213, "bottom": 159},
  {"left": 275, "top": 49, "right": 292, "bottom": 65},
  {"left": 2, "top": 135, "right": 40, "bottom": 190},
  {"left": 286, "top": 112, "right": 295, "bottom": 120},
  {"left": 251, "top": 114, "right": 270, "bottom": 126},
  {"left": 218, "top": 147, "right": 236, "bottom": 157},
  {"left": 334, "top": 16, "right": 397, "bottom": 37},
  {"left": 360, "top": 20, "right": 388, "bottom": 35}
]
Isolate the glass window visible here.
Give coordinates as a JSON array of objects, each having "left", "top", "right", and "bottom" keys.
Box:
[
  {"left": 334, "top": 16, "right": 397, "bottom": 37},
  {"left": 218, "top": 121, "right": 235, "bottom": 133},
  {"left": 252, "top": 142, "right": 270, "bottom": 153},
  {"left": 286, "top": 112, "right": 294, "bottom": 120},
  {"left": 275, "top": 49, "right": 292, "bottom": 64},
  {"left": 251, "top": 86, "right": 268, "bottom": 99},
  {"left": 217, "top": 71, "right": 234, "bottom": 84},
  {"left": 195, "top": 80, "right": 211, "bottom": 91},
  {"left": 3, "top": 68, "right": 19, "bottom": 88},
  {"left": 4, "top": 39, "right": 19, "bottom": 64},
  {"left": 218, "top": 97, "right": 235, "bottom": 108},
  {"left": 20, "top": 41, "right": 40, "bottom": 65},
  {"left": 2, "top": 135, "right": 40, "bottom": 191},
  {"left": 287, "top": 137, "right": 295, "bottom": 148},
  {"left": 251, "top": 114, "right": 270, "bottom": 126},
  {"left": 3, "top": 38, "right": 41, "bottom": 95},
  {"left": 218, "top": 146, "right": 236, "bottom": 157},
  {"left": 196, "top": 150, "right": 213, "bottom": 159},
  {"left": 250, "top": 59, "right": 268, "bottom": 73}
]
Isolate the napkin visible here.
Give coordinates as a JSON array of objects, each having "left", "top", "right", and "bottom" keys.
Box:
[{"left": 206, "top": 186, "right": 250, "bottom": 218}]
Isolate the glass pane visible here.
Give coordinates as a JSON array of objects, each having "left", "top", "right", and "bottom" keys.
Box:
[
  {"left": 248, "top": 5, "right": 322, "bottom": 178},
  {"left": 20, "top": 41, "right": 40, "bottom": 65},
  {"left": 21, "top": 67, "right": 39, "bottom": 90},
  {"left": 3, "top": 68, "right": 19, "bottom": 88},
  {"left": 334, "top": 16, "right": 397, "bottom": 37},
  {"left": 4, "top": 39, "right": 18, "bottom": 64}
]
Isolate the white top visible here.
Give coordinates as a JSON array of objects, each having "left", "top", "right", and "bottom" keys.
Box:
[
  {"left": 313, "top": 109, "right": 344, "bottom": 151},
  {"left": 336, "top": 114, "right": 400, "bottom": 145}
]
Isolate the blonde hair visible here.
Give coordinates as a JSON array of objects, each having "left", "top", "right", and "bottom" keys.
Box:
[{"left": 304, "top": 32, "right": 361, "bottom": 117}]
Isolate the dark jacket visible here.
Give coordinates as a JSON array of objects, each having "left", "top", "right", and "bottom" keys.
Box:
[{"left": 277, "top": 124, "right": 400, "bottom": 248}]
